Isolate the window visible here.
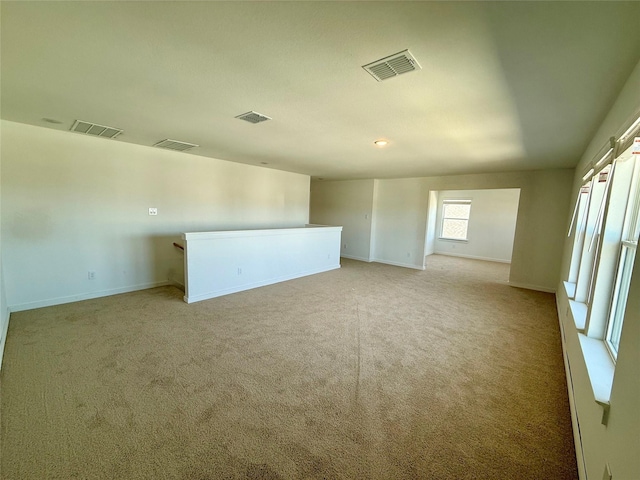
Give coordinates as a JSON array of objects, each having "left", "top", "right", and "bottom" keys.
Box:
[
  {"left": 605, "top": 157, "right": 640, "bottom": 359},
  {"left": 441, "top": 200, "right": 471, "bottom": 240},
  {"left": 566, "top": 131, "right": 639, "bottom": 361},
  {"left": 562, "top": 116, "right": 639, "bottom": 414},
  {"left": 606, "top": 245, "right": 634, "bottom": 356},
  {"left": 586, "top": 165, "right": 614, "bottom": 305},
  {"left": 564, "top": 162, "right": 614, "bottom": 305},
  {"left": 567, "top": 183, "right": 591, "bottom": 283}
]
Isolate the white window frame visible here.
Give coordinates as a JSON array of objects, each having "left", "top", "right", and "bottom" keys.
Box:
[
  {"left": 604, "top": 156, "right": 640, "bottom": 361},
  {"left": 586, "top": 164, "right": 615, "bottom": 305},
  {"left": 562, "top": 117, "right": 640, "bottom": 416},
  {"left": 440, "top": 199, "right": 471, "bottom": 241},
  {"left": 567, "top": 183, "right": 591, "bottom": 284},
  {"left": 573, "top": 169, "right": 610, "bottom": 304},
  {"left": 605, "top": 241, "right": 636, "bottom": 359}
]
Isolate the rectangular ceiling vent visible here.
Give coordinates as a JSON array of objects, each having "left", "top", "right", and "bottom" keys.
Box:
[
  {"left": 363, "top": 49, "right": 421, "bottom": 82},
  {"left": 153, "top": 139, "right": 199, "bottom": 152},
  {"left": 235, "top": 111, "right": 272, "bottom": 124},
  {"left": 70, "top": 120, "right": 123, "bottom": 138}
]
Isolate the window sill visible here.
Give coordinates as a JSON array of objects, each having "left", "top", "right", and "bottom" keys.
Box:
[
  {"left": 564, "top": 281, "right": 586, "bottom": 331},
  {"left": 568, "top": 300, "right": 587, "bottom": 331},
  {"left": 438, "top": 238, "right": 468, "bottom": 243},
  {"left": 577, "top": 333, "right": 614, "bottom": 421},
  {"left": 562, "top": 281, "right": 613, "bottom": 423},
  {"left": 563, "top": 281, "right": 576, "bottom": 298}
]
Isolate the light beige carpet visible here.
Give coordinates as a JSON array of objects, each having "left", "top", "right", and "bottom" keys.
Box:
[{"left": 0, "top": 255, "right": 577, "bottom": 479}]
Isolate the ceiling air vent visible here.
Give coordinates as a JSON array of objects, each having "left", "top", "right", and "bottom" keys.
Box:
[
  {"left": 70, "top": 120, "right": 123, "bottom": 138},
  {"left": 153, "top": 139, "right": 199, "bottom": 152},
  {"left": 235, "top": 111, "right": 272, "bottom": 124},
  {"left": 362, "top": 49, "right": 421, "bottom": 82}
]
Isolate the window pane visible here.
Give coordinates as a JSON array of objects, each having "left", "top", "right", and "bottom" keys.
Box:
[
  {"left": 442, "top": 219, "right": 468, "bottom": 240},
  {"left": 443, "top": 203, "right": 470, "bottom": 220},
  {"left": 577, "top": 191, "right": 590, "bottom": 233},
  {"left": 607, "top": 245, "right": 636, "bottom": 358}
]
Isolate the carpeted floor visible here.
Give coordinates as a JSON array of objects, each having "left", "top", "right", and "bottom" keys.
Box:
[{"left": 0, "top": 255, "right": 577, "bottom": 479}]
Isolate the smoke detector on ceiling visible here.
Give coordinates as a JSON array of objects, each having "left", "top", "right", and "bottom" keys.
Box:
[
  {"left": 70, "top": 120, "right": 123, "bottom": 138},
  {"left": 153, "top": 139, "right": 199, "bottom": 152},
  {"left": 235, "top": 111, "right": 272, "bottom": 124},
  {"left": 362, "top": 49, "right": 422, "bottom": 82}
]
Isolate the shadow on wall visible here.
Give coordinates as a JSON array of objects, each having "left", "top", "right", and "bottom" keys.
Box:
[
  {"left": 149, "top": 235, "right": 186, "bottom": 291},
  {"left": 482, "top": 2, "right": 639, "bottom": 164}
]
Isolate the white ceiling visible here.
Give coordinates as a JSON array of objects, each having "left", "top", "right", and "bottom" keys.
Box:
[{"left": 2, "top": 1, "right": 639, "bottom": 180}]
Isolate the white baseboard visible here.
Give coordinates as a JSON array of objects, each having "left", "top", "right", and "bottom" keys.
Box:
[
  {"left": 168, "top": 278, "right": 185, "bottom": 292},
  {"left": 434, "top": 251, "right": 511, "bottom": 264},
  {"left": 508, "top": 281, "right": 556, "bottom": 293},
  {"left": 9, "top": 281, "right": 170, "bottom": 312},
  {"left": 340, "top": 254, "right": 371, "bottom": 262},
  {"left": 370, "top": 258, "right": 425, "bottom": 271},
  {"left": 184, "top": 264, "right": 341, "bottom": 303},
  {"left": 0, "top": 307, "right": 10, "bottom": 372}
]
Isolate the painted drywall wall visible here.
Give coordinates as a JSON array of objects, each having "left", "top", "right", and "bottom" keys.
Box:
[
  {"left": 309, "top": 179, "right": 374, "bottom": 261},
  {"left": 310, "top": 171, "right": 573, "bottom": 286},
  {"left": 0, "top": 146, "right": 9, "bottom": 369},
  {"left": 557, "top": 59, "right": 640, "bottom": 480},
  {"left": 371, "top": 178, "right": 430, "bottom": 269},
  {"left": 434, "top": 188, "right": 520, "bottom": 263},
  {"left": 605, "top": 256, "right": 640, "bottom": 480},
  {"left": 1, "top": 120, "right": 310, "bottom": 311},
  {"left": 369, "top": 170, "right": 573, "bottom": 288},
  {"left": 424, "top": 191, "right": 438, "bottom": 255},
  {"left": 0, "top": 264, "right": 8, "bottom": 370},
  {"left": 183, "top": 226, "right": 342, "bottom": 303}
]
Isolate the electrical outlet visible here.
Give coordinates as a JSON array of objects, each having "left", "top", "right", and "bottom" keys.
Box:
[
  {"left": 148, "top": 207, "right": 158, "bottom": 216},
  {"left": 407, "top": 252, "right": 411, "bottom": 257},
  {"left": 88, "top": 271, "right": 96, "bottom": 280},
  {"left": 237, "top": 267, "right": 242, "bottom": 275},
  {"left": 343, "top": 243, "right": 347, "bottom": 249}
]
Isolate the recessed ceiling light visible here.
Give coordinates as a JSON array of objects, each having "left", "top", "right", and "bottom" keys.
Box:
[{"left": 374, "top": 140, "right": 388, "bottom": 147}]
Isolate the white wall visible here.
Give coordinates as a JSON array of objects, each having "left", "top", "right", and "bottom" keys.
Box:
[
  {"left": 371, "top": 178, "right": 431, "bottom": 269},
  {"left": 1, "top": 120, "right": 310, "bottom": 311},
  {"left": 0, "top": 265, "right": 7, "bottom": 369},
  {"left": 311, "top": 170, "right": 573, "bottom": 289},
  {"left": 0, "top": 143, "right": 9, "bottom": 369},
  {"left": 434, "top": 188, "right": 520, "bottom": 263},
  {"left": 183, "top": 226, "right": 341, "bottom": 303},
  {"left": 424, "top": 190, "right": 438, "bottom": 255},
  {"left": 557, "top": 59, "right": 640, "bottom": 480},
  {"left": 309, "top": 179, "right": 375, "bottom": 262},
  {"left": 375, "top": 171, "right": 573, "bottom": 288}
]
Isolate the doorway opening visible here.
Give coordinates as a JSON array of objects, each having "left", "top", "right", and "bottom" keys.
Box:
[{"left": 424, "top": 188, "right": 521, "bottom": 277}]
